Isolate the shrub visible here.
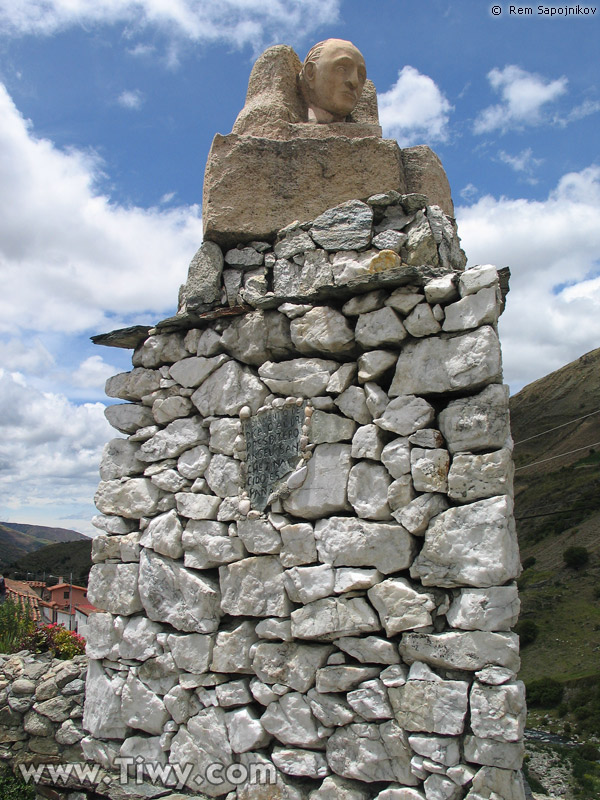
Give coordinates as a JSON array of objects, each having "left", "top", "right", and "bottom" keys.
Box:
[
  {"left": 0, "top": 764, "right": 36, "bottom": 800},
  {"left": 527, "top": 677, "right": 564, "bottom": 707},
  {"left": 20, "top": 623, "right": 85, "bottom": 660},
  {"left": 580, "top": 743, "right": 600, "bottom": 761},
  {"left": 522, "top": 556, "right": 537, "bottom": 570},
  {"left": 0, "top": 599, "right": 35, "bottom": 654},
  {"left": 563, "top": 546, "right": 590, "bottom": 570},
  {"left": 514, "top": 618, "right": 539, "bottom": 646}
]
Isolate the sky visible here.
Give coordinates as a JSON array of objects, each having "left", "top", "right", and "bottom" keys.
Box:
[{"left": 0, "top": 0, "right": 598, "bottom": 535}]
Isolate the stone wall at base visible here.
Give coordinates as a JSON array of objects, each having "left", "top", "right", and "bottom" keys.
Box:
[{"left": 85, "top": 193, "right": 526, "bottom": 800}]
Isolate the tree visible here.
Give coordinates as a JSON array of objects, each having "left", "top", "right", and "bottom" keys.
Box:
[{"left": 563, "top": 546, "right": 590, "bottom": 570}]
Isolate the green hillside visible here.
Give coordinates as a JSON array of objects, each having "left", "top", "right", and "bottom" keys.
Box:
[
  {"left": 0, "top": 521, "right": 87, "bottom": 571},
  {"left": 3, "top": 539, "right": 93, "bottom": 587}
]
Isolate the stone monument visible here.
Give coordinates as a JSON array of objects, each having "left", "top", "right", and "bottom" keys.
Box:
[{"left": 84, "top": 39, "right": 526, "bottom": 800}]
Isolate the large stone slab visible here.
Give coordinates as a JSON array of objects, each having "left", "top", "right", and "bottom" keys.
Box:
[
  {"left": 94, "top": 478, "right": 161, "bottom": 519},
  {"left": 410, "top": 495, "right": 521, "bottom": 588},
  {"left": 251, "top": 642, "right": 333, "bottom": 692},
  {"left": 219, "top": 556, "right": 291, "bottom": 617},
  {"left": 389, "top": 678, "right": 469, "bottom": 735},
  {"left": 315, "top": 517, "right": 417, "bottom": 574},
  {"left": 138, "top": 549, "right": 222, "bottom": 632},
  {"left": 259, "top": 358, "right": 339, "bottom": 397},
  {"left": 389, "top": 326, "right": 502, "bottom": 396},
  {"left": 283, "top": 443, "right": 352, "bottom": 519},
  {"left": 291, "top": 597, "right": 381, "bottom": 640},
  {"left": 399, "top": 631, "right": 521, "bottom": 672},
  {"left": 87, "top": 563, "right": 142, "bottom": 616},
  {"left": 192, "top": 361, "right": 269, "bottom": 416},
  {"left": 438, "top": 384, "right": 511, "bottom": 455},
  {"left": 326, "top": 721, "right": 417, "bottom": 784}
]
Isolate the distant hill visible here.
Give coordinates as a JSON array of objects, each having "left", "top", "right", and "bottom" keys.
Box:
[
  {"left": 0, "top": 521, "right": 88, "bottom": 572},
  {"left": 4, "top": 539, "right": 93, "bottom": 587},
  {"left": 510, "top": 347, "right": 600, "bottom": 695}
]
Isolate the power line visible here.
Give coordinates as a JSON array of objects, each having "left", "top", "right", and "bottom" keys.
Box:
[
  {"left": 514, "top": 408, "right": 600, "bottom": 446},
  {"left": 514, "top": 441, "right": 600, "bottom": 472}
]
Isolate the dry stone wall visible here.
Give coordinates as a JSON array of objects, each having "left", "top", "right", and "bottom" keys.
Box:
[{"left": 85, "top": 193, "right": 526, "bottom": 800}]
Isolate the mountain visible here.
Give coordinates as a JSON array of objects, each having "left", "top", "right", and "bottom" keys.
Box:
[
  {"left": 0, "top": 521, "right": 88, "bottom": 572},
  {"left": 4, "top": 539, "right": 93, "bottom": 587}
]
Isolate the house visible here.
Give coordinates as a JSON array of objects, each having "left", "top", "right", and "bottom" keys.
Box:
[{"left": 3, "top": 579, "right": 46, "bottom": 623}]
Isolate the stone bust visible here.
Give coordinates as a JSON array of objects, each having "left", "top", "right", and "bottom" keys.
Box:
[{"left": 298, "top": 38, "right": 367, "bottom": 123}]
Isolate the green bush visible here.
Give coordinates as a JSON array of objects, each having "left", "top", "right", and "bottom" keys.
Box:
[
  {"left": 527, "top": 677, "right": 564, "bottom": 707},
  {"left": 514, "top": 618, "right": 539, "bottom": 646},
  {"left": 581, "top": 743, "right": 600, "bottom": 761},
  {"left": 0, "top": 764, "right": 36, "bottom": 800},
  {"left": 522, "top": 556, "right": 537, "bottom": 570},
  {"left": 563, "top": 546, "right": 590, "bottom": 570},
  {"left": 0, "top": 599, "right": 35, "bottom": 654},
  {"left": 20, "top": 623, "right": 85, "bottom": 660}
]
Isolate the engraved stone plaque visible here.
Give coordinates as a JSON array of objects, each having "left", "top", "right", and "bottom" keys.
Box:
[{"left": 243, "top": 404, "right": 305, "bottom": 511}]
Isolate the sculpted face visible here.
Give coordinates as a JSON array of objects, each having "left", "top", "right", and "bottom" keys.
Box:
[{"left": 302, "top": 39, "right": 367, "bottom": 123}]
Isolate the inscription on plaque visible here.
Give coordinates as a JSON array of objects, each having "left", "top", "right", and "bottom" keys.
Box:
[{"left": 243, "top": 405, "right": 305, "bottom": 511}]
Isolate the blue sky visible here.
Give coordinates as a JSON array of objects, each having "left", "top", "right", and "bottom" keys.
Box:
[{"left": 0, "top": 0, "right": 598, "bottom": 534}]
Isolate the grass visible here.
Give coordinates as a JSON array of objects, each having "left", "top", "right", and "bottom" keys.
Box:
[{"left": 0, "top": 764, "right": 36, "bottom": 800}]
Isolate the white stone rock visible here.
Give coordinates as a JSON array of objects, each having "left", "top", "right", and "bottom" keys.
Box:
[
  {"left": 255, "top": 618, "right": 293, "bottom": 641},
  {"left": 446, "top": 586, "right": 520, "bottom": 631},
  {"left": 410, "top": 495, "right": 521, "bottom": 587},
  {"left": 259, "top": 358, "right": 339, "bottom": 397},
  {"left": 163, "top": 685, "right": 201, "bottom": 725},
  {"left": 408, "top": 734, "right": 460, "bottom": 766},
  {"left": 380, "top": 665, "right": 408, "bottom": 688},
  {"left": 152, "top": 395, "right": 194, "bottom": 425},
  {"left": 326, "top": 721, "right": 417, "bottom": 784},
  {"left": 355, "top": 307, "right": 407, "bottom": 349},
  {"left": 385, "top": 288, "right": 424, "bottom": 315},
  {"left": 423, "top": 774, "right": 461, "bottom": 800},
  {"left": 135, "top": 333, "right": 188, "bottom": 367},
  {"left": 220, "top": 556, "right": 290, "bottom": 617},
  {"left": 167, "top": 632, "right": 213, "bottom": 673},
  {"left": 139, "top": 509, "right": 183, "bottom": 559},
  {"left": 280, "top": 522, "right": 317, "bottom": 567},
  {"left": 138, "top": 548, "right": 221, "bottom": 632},
  {"left": 149, "top": 467, "right": 188, "bottom": 493},
  {"left": 91, "top": 513, "right": 137, "bottom": 535},
  {"left": 411, "top": 448, "right": 450, "bottom": 493},
  {"left": 375, "top": 395, "right": 435, "bottom": 436},
  {"left": 209, "top": 417, "right": 242, "bottom": 456},
  {"left": 205, "top": 454, "right": 242, "bottom": 498},
  {"left": 119, "top": 616, "right": 163, "bottom": 661},
  {"left": 424, "top": 275, "right": 458, "bottom": 304},
  {"left": 310, "top": 200, "right": 373, "bottom": 251},
  {"left": 409, "top": 428, "right": 445, "bottom": 448},
  {"left": 334, "top": 385, "right": 372, "bottom": 425},
  {"left": 446, "top": 765, "right": 476, "bottom": 786},
  {"left": 106, "top": 367, "right": 161, "bottom": 402},
  {"left": 291, "top": 597, "right": 381, "bottom": 641},
  {"left": 284, "top": 565, "right": 334, "bottom": 604},
  {"left": 211, "top": 621, "right": 258, "bottom": 674},
  {"left": 347, "top": 679, "right": 393, "bottom": 720},
  {"left": 85, "top": 612, "right": 121, "bottom": 660},
  {"left": 464, "top": 736, "right": 524, "bottom": 770},
  {"left": 364, "top": 382, "right": 389, "bottom": 418},
  {"left": 439, "top": 383, "right": 511, "bottom": 455},
  {"left": 390, "top": 327, "right": 502, "bottom": 397},
  {"left": 368, "top": 578, "right": 437, "bottom": 635},
  {"left": 337, "top": 636, "right": 400, "bottom": 665},
  {"left": 395, "top": 492, "right": 449, "bottom": 535},
  {"left": 330, "top": 249, "right": 374, "bottom": 283},
  {"left": 387, "top": 475, "right": 416, "bottom": 512},
  {"left": 272, "top": 747, "right": 329, "bottom": 778},
  {"left": 389, "top": 678, "right": 469, "bottom": 735},
  {"left": 99, "top": 439, "right": 144, "bottom": 480},
  {"left": 250, "top": 678, "right": 280, "bottom": 706},
  {"left": 121, "top": 672, "right": 168, "bottom": 735},
  {"left": 466, "top": 766, "right": 526, "bottom": 800},
  {"left": 399, "top": 631, "right": 520, "bottom": 672},
  {"left": 308, "top": 411, "right": 356, "bottom": 444},
  {"left": 192, "top": 361, "right": 269, "bottom": 416},
  {"left": 443, "top": 287, "right": 500, "bottom": 333},
  {"left": 95, "top": 478, "right": 161, "bottom": 519},
  {"left": 87, "top": 563, "right": 142, "bottom": 615},
  {"left": 357, "top": 350, "right": 397, "bottom": 382},
  {"left": 169, "top": 708, "right": 235, "bottom": 796},
  {"left": 82, "top": 661, "right": 127, "bottom": 739},
  {"left": 307, "top": 690, "right": 356, "bottom": 727},
  {"left": 182, "top": 519, "right": 246, "bottom": 569},
  {"left": 342, "top": 289, "right": 388, "bottom": 316},
  {"left": 251, "top": 642, "right": 332, "bottom": 693},
  {"left": 236, "top": 518, "right": 281, "bottom": 554},
  {"left": 175, "top": 492, "right": 221, "bottom": 520},
  {"left": 404, "top": 303, "right": 442, "bottom": 338},
  {"left": 348, "top": 461, "right": 392, "bottom": 520},
  {"left": 291, "top": 306, "right": 355, "bottom": 355},
  {"left": 459, "top": 265, "right": 498, "bottom": 296},
  {"left": 284, "top": 443, "right": 352, "bottom": 519},
  {"left": 138, "top": 417, "right": 209, "bottom": 463},
  {"left": 373, "top": 789, "right": 425, "bottom": 800},
  {"left": 334, "top": 568, "right": 382, "bottom": 593},
  {"left": 475, "top": 666, "right": 516, "bottom": 686},
  {"left": 448, "top": 449, "right": 514, "bottom": 503},
  {"left": 351, "top": 424, "right": 386, "bottom": 460},
  {"left": 169, "top": 354, "right": 229, "bottom": 388},
  {"left": 195, "top": 327, "right": 222, "bottom": 356},
  {"left": 315, "top": 517, "right": 417, "bottom": 574},
  {"left": 105, "top": 402, "right": 155, "bottom": 434},
  {"left": 316, "top": 666, "right": 380, "bottom": 693},
  {"left": 470, "top": 681, "right": 526, "bottom": 741},
  {"left": 381, "top": 438, "right": 411, "bottom": 478},
  {"left": 326, "top": 362, "right": 357, "bottom": 393},
  {"left": 260, "top": 692, "right": 322, "bottom": 748},
  {"left": 177, "top": 444, "right": 211, "bottom": 479},
  {"left": 225, "top": 707, "right": 271, "bottom": 753},
  {"left": 215, "top": 679, "right": 252, "bottom": 707}
]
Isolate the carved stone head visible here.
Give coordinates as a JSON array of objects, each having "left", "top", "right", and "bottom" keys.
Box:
[{"left": 299, "top": 38, "right": 367, "bottom": 123}]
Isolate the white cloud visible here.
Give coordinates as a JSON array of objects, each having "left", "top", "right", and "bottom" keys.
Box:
[
  {"left": 71, "top": 355, "right": 120, "bottom": 389},
  {"left": 117, "top": 89, "right": 144, "bottom": 110},
  {"left": 0, "top": 83, "right": 204, "bottom": 335},
  {"left": 474, "top": 65, "right": 568, "bottom": 134},
  {"left": 0, "top": 368, "right": 112, "bottom": 534},
  {"left": 0, "top": 337, "right": 54, "bottom": 374},
  {"left": 0, "top": 0, "right": 340, "bottom": 51},
  {"left": 460, "top": 183, "right": 479, "bottom": 202},
  {"left": 379, "top": 66, "right": 452, "bottom": 147},
  {"left": 498, "top": 148, "right": 543, "bottom": 174},
  {"left": 557, "top": 98, "right": 600, "bottom": 126},
  {"left": 457, "top": 166, "right": 600, "bottom": 392}
]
